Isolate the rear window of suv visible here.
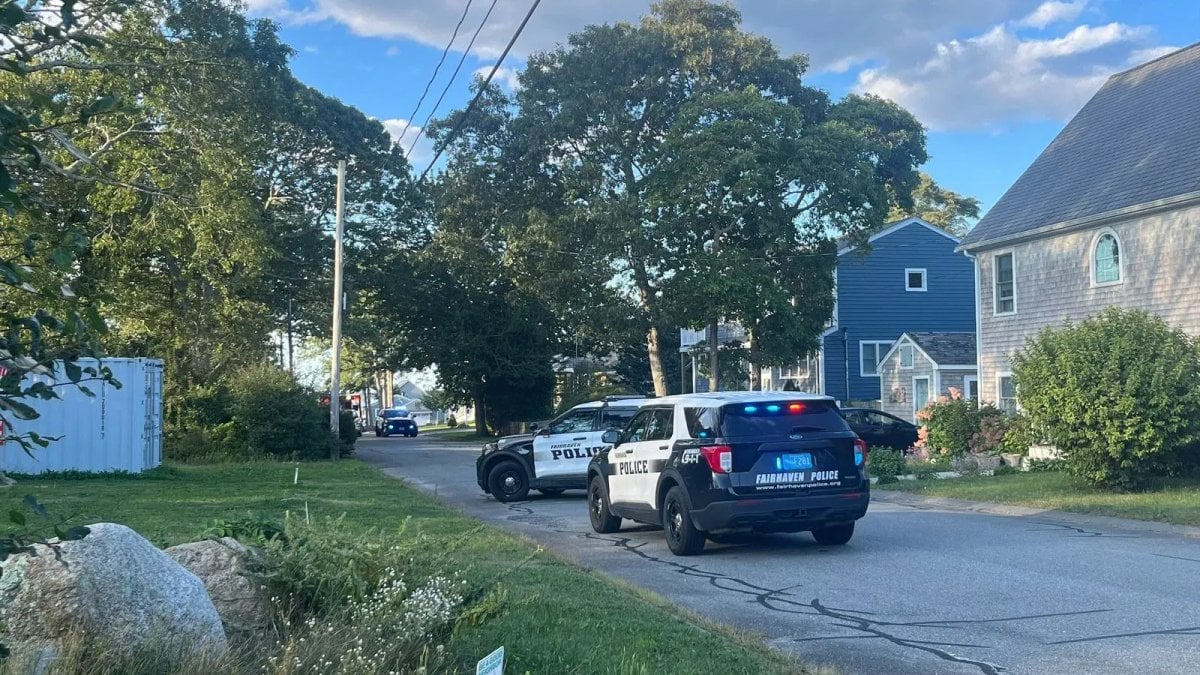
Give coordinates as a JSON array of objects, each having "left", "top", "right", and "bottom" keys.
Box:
[{"left": 686, "top": 400, "right": 849, "bottom": 439}]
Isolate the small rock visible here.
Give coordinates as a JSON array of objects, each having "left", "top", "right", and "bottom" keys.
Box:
[
  {"left": 166, "top": 538, "right": 273, "bottom": 643},
  {"left": 0, "top": 523, "right": 227, "bottom": 662}
]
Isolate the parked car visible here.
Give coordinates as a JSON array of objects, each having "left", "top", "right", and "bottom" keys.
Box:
[
  {"left": 375, "top": 408, "right": 419, "bottom": 438},
  {"left": 476, "top": 396, "right": 646, "bottom": 502},
  {"left": 587, "top": 392, "right": 870, "bottom": 556},
  {"left": 840, "top": 408, "right": 918, "bottom": 452}
]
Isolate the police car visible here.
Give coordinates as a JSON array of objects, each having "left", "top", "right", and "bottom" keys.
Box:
[
  {"left": 476, "top": 396, "right": 646, "bottom": 502},
  {"left": 586, "top": 392, "right": 870, "bottom": 556}
]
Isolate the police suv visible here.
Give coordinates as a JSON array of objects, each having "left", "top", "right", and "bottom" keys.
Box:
[
  {"left": 586, "top": 391, "right": 870, "bottom": 556},
  {"left": 476, "top": 396, "right": 646, "bottom": 502}
]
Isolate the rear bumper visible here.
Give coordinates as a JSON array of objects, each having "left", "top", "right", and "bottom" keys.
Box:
[{"left": 689, "top": 490, "right": 869, "bottom": 533}]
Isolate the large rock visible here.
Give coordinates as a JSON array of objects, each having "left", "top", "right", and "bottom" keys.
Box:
[
  {"left": 0, "top": 523, "right": 227, "bottom": 661},
  {"left": 166, "top": 538, "right": 273, "bottom": 642}
]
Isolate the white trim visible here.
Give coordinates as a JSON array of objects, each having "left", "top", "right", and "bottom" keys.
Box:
[
  {"left": 818, "top": 341, "right": 826, "bottom": 396},
  {"left": 899, "top": 344, "right": 915, "bottom": 369},
  {"left": 859, "top": 340, "right": 894, "bottom": 377},
  {"left": 992, "top": 249, "right": 1017, "bottom": 316},
  {"left": 971, "top": 252, "right": 982, "bottom": 398},
  {"left": 904, "top": 267, "right": 928, "bottom": 292},
  {"left": 963, "top": 375, "right": 979, "bottom": 401},
  {"left": 933, "top": 370, "right": 941, "bottom": 398},
  {"left": 1089, "top": 227, "right": 1124, "bottom": 288},
  {"left": 912, "top": 376, "right": 931, "bottom": 419},
  {"left": 838, "top": 217, "right": 961, "bottom": 256},
  {"left": 879, "top": 333, "right": 937, "bottom": 369},
  {"left": 820, "top": 267, "right": 840, "bottom": 338}
]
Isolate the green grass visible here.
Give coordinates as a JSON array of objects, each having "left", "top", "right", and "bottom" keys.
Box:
[
  {"left": 881, "top": 470, "right": 1200, "bottom": 527},
  {"left": 0, "top": 461, "right": 809, "bottom": 674}
]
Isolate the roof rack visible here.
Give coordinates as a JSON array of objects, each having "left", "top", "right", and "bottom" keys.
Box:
[{"left": 602, "top": 394, "right": 644, "bottom": 402}]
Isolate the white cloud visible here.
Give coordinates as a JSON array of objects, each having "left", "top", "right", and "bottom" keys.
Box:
[
  {"left": 856, "top": 20, "right": 1167, "bottom": 130},
  {"left": 380, "top": 118, "right": 434, "bottom": 171},
  {"left": 386, "top": 45, "right": 401, "bottom": 57},
  {"left": 302, "top": 45, "right": 319, "bottom": 54},
  {"left": 474, "top": 65, "right": 520, "bottom": 92},
  {"left": 1016, "top": 1, "right": 1087, "bottom": 29}
]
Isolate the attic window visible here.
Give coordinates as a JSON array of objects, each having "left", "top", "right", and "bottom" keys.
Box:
[
  {"left": 899, "top": 345, "right": 914, "bottom": 369},
  {"left": 905, "top": 268, "right": 927, "bottom": 292}
]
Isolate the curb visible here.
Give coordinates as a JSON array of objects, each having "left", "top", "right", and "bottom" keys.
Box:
[{"left": 872, "top": 490, "right": 1200, "bottom": 540}]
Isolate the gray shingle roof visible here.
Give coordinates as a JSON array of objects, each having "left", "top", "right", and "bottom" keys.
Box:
[
  {"left": 907, "top": 332, "right": 976, "bottom": 366},
  {"left": 960, "top": 43, "right": 1200, "bottom": 250}
]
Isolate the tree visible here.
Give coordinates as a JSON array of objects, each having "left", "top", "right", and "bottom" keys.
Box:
[
  {"left": 888, "top": 173, "right": 981, "bottom": 236},
  {"left": 513, "top": 1, "right": 925, "bottom": 394}
]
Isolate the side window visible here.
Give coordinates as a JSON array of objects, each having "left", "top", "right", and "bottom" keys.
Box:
[
  {"left": 868, "top": 412, "right": 899, "bottom": 427},
  {"left": 623, "top": 410, "right": 654, "bottom": 443},
  {"left": 842, "top": 410, "right": 865, "bottom": 426},
  {"left": 994, "top": 252, "right": 1015, "bottom": 314},
  {"left": 684, "top": 407, "right": 717, "bottom": 438},
  {"left": 644, "top": 408, "right": 675, "bottom": 441},
  {"left": 601, "top": 408, "right": 637, "bottom": 431},
  {"left": 549, "top": 409, "right": 597, "bottom": 435}
]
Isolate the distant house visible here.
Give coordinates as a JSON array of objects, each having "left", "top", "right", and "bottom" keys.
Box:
[
  {"left": 957, "top": 43, "right": 1200, "bottom": 413},
  {"left": 876, "top": 332, "right": 977, "bottom": 423},
  {"left": 392, "top": 380, "right": 432, "bottom": 425},
  {"left": 761, "top": 217, "right": 976, "bottom": 404}
]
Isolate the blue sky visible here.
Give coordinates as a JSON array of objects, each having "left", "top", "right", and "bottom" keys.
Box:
[{"left": 246, "top": 0, "right": 1199, "bottom": 216}]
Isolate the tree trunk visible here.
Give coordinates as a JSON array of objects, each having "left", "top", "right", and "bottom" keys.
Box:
[
  {"left": 748, "top": 327, "right": 761, "bottom": 391},
  {"left": 473, "top": 393, "right": 487, "bottom": 435},
  {"left": 632, "top": 261, "right": 668, "bottom": 397},
  {"left": 707, "top": 319, "right": 720, "bottom": 392},
  {"left": 646, "top": 324, "right": 667, "bottom": 397}
]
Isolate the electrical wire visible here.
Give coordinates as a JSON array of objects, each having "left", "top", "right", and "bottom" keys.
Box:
[
  {"left": 418, "top": 0, "right": 542, "bottom": 182},
  {"left": 394, "top": 0, "right": 475, "bottom": 145},
  {"left": 406, "top": 0, "right": 501, "bottom": 158}
]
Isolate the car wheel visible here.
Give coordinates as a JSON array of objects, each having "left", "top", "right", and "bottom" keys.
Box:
[
  {"left": 588, "top": 475, "right": 621, "bottom": 533},
  {"left": 538, "top": 488, "right": 565, "bottom": 497},
  {"left": 812, "top": 523, "right": 855, "bottom": 546},
  {"left": 411, "top": 429, "right": 419, "bottom": 437},
  {"left": 381, "top": 431, "right": 389, "bottom": 438},
  {"left": 374, "top": 429, "right": 381, "bottom": 437},
  {"left": 487, "top": 461, "right": 530, "bottom": 502},
  {"left": 662, "top": 486, "right": 704, "bottom": 556}
]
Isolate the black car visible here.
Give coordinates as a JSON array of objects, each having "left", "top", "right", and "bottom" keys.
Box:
[
  {"left": 375, "top": 408, "right": 419, "bottom": 438},
  {"left": 587, "top": 392, "right": 870, "bottom": 556},
  {"left": 840, "top": 408, "right": 918, "bottom": 452}
]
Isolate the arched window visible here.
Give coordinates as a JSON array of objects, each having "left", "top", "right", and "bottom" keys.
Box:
[{"left": 1093, "top": 231, "right": 1121, "bottom": 285}]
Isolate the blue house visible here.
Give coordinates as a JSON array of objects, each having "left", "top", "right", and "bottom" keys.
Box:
[{"left": 762, "top": 217, "right": 976, "bottom": 403}]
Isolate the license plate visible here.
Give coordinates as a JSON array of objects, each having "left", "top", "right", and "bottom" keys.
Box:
[{"left": 779, "top": 453, "right": 813, "bottom": 471}]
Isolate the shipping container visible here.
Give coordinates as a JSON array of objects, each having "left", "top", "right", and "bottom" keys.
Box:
[{"left": 1, "top": 358, "right": 164, "bottom": 474}]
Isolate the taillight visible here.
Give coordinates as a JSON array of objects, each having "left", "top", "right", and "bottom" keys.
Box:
[
  {"left": 700, "top": 445, "right": 733, "bottom": 473},
  {"left": 854, "top": 438, "right": 868, "bottom": 466}
]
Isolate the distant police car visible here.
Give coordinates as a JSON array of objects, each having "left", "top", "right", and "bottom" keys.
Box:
[
  {"left": 586, "top": 392, "right": 870, "bottom": 556},
  {"left": 476, "top": 396, "right": 646, "bottom": 502},
  {"left": 375, "top": 408, "right": 419, "bottom": 438}
]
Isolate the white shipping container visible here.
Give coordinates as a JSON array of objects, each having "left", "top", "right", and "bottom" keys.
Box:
[{"left": 2, "top": 358, "right": 164, "bottom": 474}]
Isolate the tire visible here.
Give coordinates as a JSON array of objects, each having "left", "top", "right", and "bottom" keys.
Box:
[
  {"left": 374, "top": 429, "right": 381, "bottom": 437},
  {"left": 411, "top": 429, "right": 419, "bottom": 437},
  {"left": 812, "top": 523, "right": 855, "bottom": 546},
  {"left": 662, "top": 486, "right": 705, "bottom": 556},
  {"left": 381, "top": 431, "right": 389, "bottom": 438},
  {"left": 588, "top": 475, "right": 621, "bottom": 533},
  {"left": 538, "top": 488, "right": 565, "bottom": 497},
  {"left": 487, "top": 461, "right": 530, "bottom": 503}
]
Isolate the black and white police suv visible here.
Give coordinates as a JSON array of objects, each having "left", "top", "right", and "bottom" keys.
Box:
[
  {"left": 586, "top": 392, "right": 870, "bottom": 556},
  {"left": 476, "top": 396, "right": 646, "bottom": 502}
]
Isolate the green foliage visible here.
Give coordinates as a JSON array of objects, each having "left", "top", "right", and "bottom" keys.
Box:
[
  {"left": 993, "top": 464, "right": 1020, "bottom": 476},
  {"left": 868, "top": 447, "right": 907, "bottom": 481},
  {"left": 920, "top": 397, "right": 981, "bottom": 456},
  {"left": 2, "top": 495, "right": 90, "bottom": 561},
  {"left": 888, "top": 173, "right": 981, "bottom": 236},
  {"left": 967, "top": 407, "right": 1010, "bottom": 456},
  {"left": 1013, "top": 308, "right": 1200, "bottom": 489},
  {"left": 1026, "top": 458, "right": 1067, "bottom": 473},
  {"left": 201, "top": 513, "right": 287, "bottom": 546},
  {"left": 1001, "top": 413, "right": 1038, "bottom": 456}
]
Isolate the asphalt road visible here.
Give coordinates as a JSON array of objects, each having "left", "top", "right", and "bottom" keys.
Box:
[{"left": 358, "top": 433, "right": 1200, "bottom": 675}]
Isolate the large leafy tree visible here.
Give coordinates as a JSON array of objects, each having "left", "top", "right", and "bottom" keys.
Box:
[
  {"left": 888, "top": 172, "right": 981, "bottom": 236},
  {"left": 513, "top": 0, "right": 926, "bottom": 394}
]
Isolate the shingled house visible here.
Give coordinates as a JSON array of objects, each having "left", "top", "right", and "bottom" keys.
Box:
[
  {"left": 957, "top": 43, "right": 1200, "bottom": 411},
  {"left": 877, "top": 332, "right": 977, "bottom": 423}
]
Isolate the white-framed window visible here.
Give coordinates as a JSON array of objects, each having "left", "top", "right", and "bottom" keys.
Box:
[
  {"left": 780, "top": 357, "right": 812, "bottom": 380},
  {"left": 1091, "top": 228, "right": 1122, "bottom": 286},
  {"left": 963, "top": 375, "right": 979, "bottom": 401},
  {"left": 905, "top": 268, "right": 927, "bottom": 292},
  {"left": 997, "top": 372, "right": 1017, "bottom": 415},
  {"left": 899, "top": 344, "right": 914, "bottom": 369},
  {"left": 860, "top": 341, "right": 893, "bottom": 377},
  {"left": 993, "top": 251, "right": 1015, "bottom": 315},
  {"left": 912, "top": 376, "right": 931, "bottom": 418}
]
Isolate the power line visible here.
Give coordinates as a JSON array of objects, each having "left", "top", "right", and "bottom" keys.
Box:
[
  {"left": 418, "top": 0, "right": 542, "bottom": 182},
  {"left": 395, "top": 0, "right": 475, "bottom": 145},
  {"left": 407, "top": 0, "right": 501, "bottom": 157}
]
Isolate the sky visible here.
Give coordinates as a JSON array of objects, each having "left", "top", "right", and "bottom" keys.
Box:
[{"left": 244, "top": 0, "right": 1200, "bottom": 216}]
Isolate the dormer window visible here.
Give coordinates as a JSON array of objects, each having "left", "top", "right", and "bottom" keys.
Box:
[{"left": 1092, "top": 229, "right": 1122, "bottom": 286}]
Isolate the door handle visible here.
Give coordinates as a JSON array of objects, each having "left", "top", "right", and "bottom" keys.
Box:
[
  {"left": 658, "top": 445, "right": 669, "bottom": 450},
  {"left": 573, "top": 437, "right": 587, "bottom": 441}
]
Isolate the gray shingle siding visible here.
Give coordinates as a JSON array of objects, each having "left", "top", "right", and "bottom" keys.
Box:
[{"left": 961, "top": 43, "right": 1200, "bottom": 250}]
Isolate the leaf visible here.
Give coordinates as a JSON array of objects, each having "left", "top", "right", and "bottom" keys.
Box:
[
  {"left": 0, "top": 398, "right": 40, "bottom": 421},
  {"left": 8, "top": 509, "right": 25, "bottom": 527},
  {"left": 65, "top": 361, "right": 82, "bottom": 383},
  {"left": 22, "top": 495, "right": 46, "bottom": 518}
]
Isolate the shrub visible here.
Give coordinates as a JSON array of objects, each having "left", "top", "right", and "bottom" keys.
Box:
[
  {"left": 968, "top": 407, "right": 1009, "bottom": 455},
  {"left": 993, "top": 464, "right": 1019, "bottom": 476},
  {"left": 1013, "top": 308, "right": 1200, "bottom": 489},
  {"left": 447, "top": 415, "right": 458, "bottom": 428},
  {"left": 919, "top": 391, "right": 978, "bottom": 456},
  {"left": 1001, "top": 413, "right": 1038, "bottom": 456},
  {"left": 868, "top": 447, "right": 907, "bottom": 481},
  {"left": 1027, "top": 458, "right": 1067, "bottom": 473}
]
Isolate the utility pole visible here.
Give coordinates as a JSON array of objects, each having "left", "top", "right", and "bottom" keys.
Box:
[
  {"left": 329, "top": 160, "right": 346, "bottom": 457},
  {"left": 286, "top": 298, "right": 294, "bottom": 373}
]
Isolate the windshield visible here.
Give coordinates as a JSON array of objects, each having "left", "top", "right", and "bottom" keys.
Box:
[{"left": 381, "top": 409, "right": 410, "bottom": 419}]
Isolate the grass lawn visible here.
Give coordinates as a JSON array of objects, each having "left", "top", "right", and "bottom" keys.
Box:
[
  {"left": 881, "top": 470, "right": 1200, "bottom": 527},
  {"left": 0, "top": 461, "right": 809, "bottom": 674}
]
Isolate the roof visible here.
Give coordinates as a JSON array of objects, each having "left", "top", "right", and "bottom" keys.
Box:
[
  {"left": 571, "top": 397, "right": 649, "bottom": 409},
  {"left": 837, "top": 216, "right": 959, "bottom": 256},
  {"left": 881, "top": 332, "right": 976, "bottom": 367},
  {"left": 960, "top": 43, "right": 1200, "bottom": 251},
  {"left": 646, "top": 391, "right": 833, "bottom": 407}
]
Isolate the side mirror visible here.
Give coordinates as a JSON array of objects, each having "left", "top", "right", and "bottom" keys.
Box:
[
  {"left": 528, "top": 422, "right": 540, "bottom": 433},
  {"left": 602, "top": 429, "right": 621, "bottom": 445}
]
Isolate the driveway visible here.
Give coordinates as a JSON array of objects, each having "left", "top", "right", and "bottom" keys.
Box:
[{"left": 358, "top": 434, "right": 1200, "bottom": 675}]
